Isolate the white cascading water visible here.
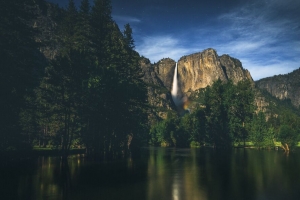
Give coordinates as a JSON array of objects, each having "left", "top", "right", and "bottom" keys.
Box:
[{"left": 171, "top": 63, "right": 180, "bottom": 106}]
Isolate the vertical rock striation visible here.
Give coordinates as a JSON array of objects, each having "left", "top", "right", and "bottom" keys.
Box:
[
  {"left": 141, "top": 48, "right": 256, "bottom": 118},
  {"left": 219, "top": 54, "right": 253, "bottom": 84},
  {"left": 256, "top": 68, "right": 300, "bottom": 108},
  {"left": 140, "top": 57, "right": 176, "bottom": 121},
  {"left": 177, "top": 48, "right": 228, "bottom": 93},
  {"left": 145, "top": 48, "right": 254, "bottom": 97}
]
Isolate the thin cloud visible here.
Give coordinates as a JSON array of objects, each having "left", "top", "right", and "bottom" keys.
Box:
[
  {"left": 133, "top": 0, "right": 300, "bottom": 80},
  {"left": 242, "top": 59, "right": 300, "bottom": 81},
  {"left": 136, "top": 36, "right": 190, "bottom": 63},
  {"left": 208, "top": 0, "right": 300, "bottom": 80},
  {"left": 113, "top": 15, "right": 141, "bottom": 23}
]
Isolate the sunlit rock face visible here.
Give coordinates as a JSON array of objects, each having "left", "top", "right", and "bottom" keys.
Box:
[
  {"left": 141, "top": 48, "right": 255, "bottom": 118},
  {"left": 140, "top": 57, "right": 176, "bottom": 120},
  {"left": 177, "top": 48, "right": 227, "bottom": 93},
  {"left": 219, "top": 54, "right": 253, "bottom": 84},
  {"left": 144, "top": 49, "right": 254, "bottom": 97},
  {"left": 256, "top": 68, "right": 300, "bottom": 108}
]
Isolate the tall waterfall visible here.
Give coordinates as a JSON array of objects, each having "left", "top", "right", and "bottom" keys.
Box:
[{"left": 171, "top": 63, "right": 180, "bottom": 106}]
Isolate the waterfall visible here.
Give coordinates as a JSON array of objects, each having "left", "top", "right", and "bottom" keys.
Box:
[
  {"left": 171, "top": 63, "right": 180, "bottom": 106},
  {"left": 171, "top": 63, "right": 190, "bottom": 113}
]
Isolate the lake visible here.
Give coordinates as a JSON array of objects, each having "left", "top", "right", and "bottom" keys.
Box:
[{"left": 1, "top": 147, "right": 300, "bottom": 200}]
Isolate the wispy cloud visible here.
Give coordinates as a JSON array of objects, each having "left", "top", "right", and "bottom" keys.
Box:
[
  {"left": 113, "top": 15, "right": 141, "bottom": 23},
  {"left": 133, "top": 0, "right": 300, "bottom": 80},
  {"left": 136, "top": 36, "right": 191, "bottom": 62},
  {"left": 213, "top": 0, "right": 300, "bottom": 80},
  {"left": 242, "top": 59, "right": 300, "bottom": 80}
]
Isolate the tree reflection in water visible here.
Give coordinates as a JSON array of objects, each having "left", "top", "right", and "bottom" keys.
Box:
[{"left": 1, "top": 148, "right": 300, "bottom": 200}]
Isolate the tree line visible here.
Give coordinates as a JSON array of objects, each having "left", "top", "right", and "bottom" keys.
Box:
[
  {"left": 150, "top": 79, "right": 300, "bottom": 151},
  {"left": 1, "top": 0, "right": 148, "bottom": 159},
  {"left": 1, "top": 0, "right": 299, "bottom": 160}
]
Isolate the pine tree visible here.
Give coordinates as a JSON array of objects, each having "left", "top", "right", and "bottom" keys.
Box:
[
  {"left": 234, "top": 80, "right": 255, "bottom": 146},
  {"left": 37, "top": 49, "right": 88, "bottom": 156},
  {"left": 204, "top": 79, "right": 231, "bottom": 147},
  {"left": 90, "top": 0, "right": 112, "bottom": 64},
  {"left": 75, "top": 0, "right": 91, "bottom": 52},
  {"left": 123, "top": 23, "right": 135, "bottom": 50},
  {"left": 0, "top": 0, "right": 39, "bottom": 150}
]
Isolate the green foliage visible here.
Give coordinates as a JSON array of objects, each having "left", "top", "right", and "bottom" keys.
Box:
[
  {"left": 204, "top": 79, "right": 230, "bottom": 147},
  {"left": 0, "top": 0, "right": 148, "bottom": 159},
  {"left": 149, "top": 79, "right": 256, "bottom": 148},
  {"left": 149, "top": 107, "right": 207, "bottom": 148},
  {"left": 0, "top": 0, "right": 41, "bottom": 151},
  {"left": 36, "top": 50, "right": 88, "bottom": 155},
  {"left": 278, "top": 124, "right": 298, "bottom": 150},
  {"left": 261, "top": 87, "right": 300, "bottom": 149},
  {"left": 149, "top": 118, "right": 176, "bottom": 147},
  {"left": 200, "top": 79, "right": 298, "bottom": 150},
  {"left": 249, "top": 112, "right": 275, "bottom": 149},
  {"left": 204, "top": 79, "right": 255, "bottom": 147},
  {"left": 2, "top": 0, "right": 300, "bottom": 157}
]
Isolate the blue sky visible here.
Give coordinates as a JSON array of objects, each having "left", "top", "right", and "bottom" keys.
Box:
[{"left": 48, "top": 0, "right": 300, "bottom": 80}]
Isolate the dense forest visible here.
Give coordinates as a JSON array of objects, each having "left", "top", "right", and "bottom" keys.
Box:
[
  {"left": 1, "top": 0, "right": 300, "bottom": 162},
  {"left": 1, "top": 0, "right": 148, "bottom": 159},
  {"left": 150, "top": 80, "right": 300, "bottom": 151}
]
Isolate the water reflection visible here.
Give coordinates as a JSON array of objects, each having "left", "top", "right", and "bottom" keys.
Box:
[
  {"left": 146, "top": 148, "right": 206, "bottom": 200},
  {"left": 1, "top": 148, "right": 300, "bottom": 200},
  {"left": 145, "top": 148, "right": 300, "bottom": 200},
  {"left": 15, "top": 155, "right": 83, "bottom": 200}
]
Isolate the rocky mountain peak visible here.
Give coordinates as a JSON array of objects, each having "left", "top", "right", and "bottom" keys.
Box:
[
  {"left": 177, "top": 48, "right": 228, "bottom": 94},
  {"left": 219, "top": 54, "right": 253, "bottom": 85},
  {"left": 154, "top": 58, "right": 176, "bottom": 91},
  {"left": 142, "top": 48, "right": 255, "bottom": 97},
  {"left": 141, "top": 48, "right": 256, "bottom": 118}
]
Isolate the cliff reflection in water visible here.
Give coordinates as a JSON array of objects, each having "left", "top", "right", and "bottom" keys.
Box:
[
  {"left": 2, "top": 148, "right": 300, "bottom": 200},
  {"left": 146, "top": 148, "right": 300, "bottom": 200},
  {"left": 146, "top": 148, "right": 206, "bottom": 200}
]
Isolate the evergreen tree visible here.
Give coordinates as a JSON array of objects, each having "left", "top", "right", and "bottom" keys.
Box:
[
  {"left": 278, "top": 124, "right": 297, "bottom": 152},
  {"left": 37, "top": 50, "right": 88, "bottom": 156},
  {"left": 204, "top": 79, "right": 231, "bottom": 147},
  {"left": 90, "top": 0, "right": 112, "bottom": 64},
  {"left": 0, "top": 0, "right": 39, "bottom": 150},
  {"left": 59, "top": 0, "right": 78, "bottom": 53},
  {"left": 225, "top": 80, "right": 255, "bottom": 146},
  {"left": 123, "top": 23, "right": 135, "bottom": 50},
  {"left": 75, "top": 0, "right": 91, "bottom": 52},
  {"left": 249, "top": 112, "right": 275, "bottom": 149}
]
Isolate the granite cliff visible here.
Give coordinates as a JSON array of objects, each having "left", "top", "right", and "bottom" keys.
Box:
[
  {"left": 141, "top": 48, "right": 257, "bottom": 118},
  {"left": 140, "top": 57, "right": 176, "bottom": 120},
  {"left": 256, "top": 68, "right": 300, "bottom": 108},
  {"left": 142, "top": 48, "right": 253, "bottom": 95},
  {"left": 28, "top": 2, "right": 275, "bottom": 118}
]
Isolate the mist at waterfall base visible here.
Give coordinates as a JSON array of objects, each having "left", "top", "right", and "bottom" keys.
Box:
[{"left": 171, "top": 63, "right": 190, "bottom": 115}]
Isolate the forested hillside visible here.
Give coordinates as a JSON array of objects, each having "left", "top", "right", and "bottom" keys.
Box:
[
  {"left": 0, "top": 0, "right": 148, "bottom": 159},
  {"left": 1, "top": 0, "right": 299, "bottom": 160}
]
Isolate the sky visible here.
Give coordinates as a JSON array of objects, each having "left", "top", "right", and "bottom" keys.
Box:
[{"left": 47, "top": 0, "right": 300, "bottom": 80}]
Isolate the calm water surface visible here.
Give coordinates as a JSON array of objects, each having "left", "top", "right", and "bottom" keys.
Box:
[{"left": 1, "top": 148, "right": 300, "bottom": 200}]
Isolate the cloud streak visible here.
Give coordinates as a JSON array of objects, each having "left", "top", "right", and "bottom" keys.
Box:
[
  {"left": 213, "top": 0, "right": 300, "bottom": 80},
  {"left": 136, "top": 36, "right": 190, "bottom": 62},
  {"left": 113, "top": 15, "right": 141, "bottom": 23},
  {"left": 135, "top": 0, "right": 300, "bottom": 80}
]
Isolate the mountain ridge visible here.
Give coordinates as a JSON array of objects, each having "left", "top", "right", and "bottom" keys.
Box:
[
  {"left": 140, "top": 48, "right": 259, "bottom": 118},
  {"left": 256, "top": 68, "right": 300, "bottom": 108},
  {"left": 30, "top": 1, "right": 299, "bottom": 119}
]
